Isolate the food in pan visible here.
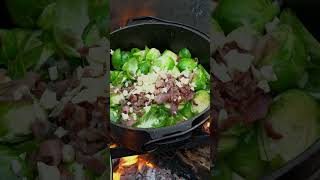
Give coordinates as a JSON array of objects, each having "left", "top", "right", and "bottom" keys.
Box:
[
  {"left": 211, "top": 0, "right": 320, "bottom": 179},
  {"left": 110, "top": 47, "right": 210, "bottom": 128}
]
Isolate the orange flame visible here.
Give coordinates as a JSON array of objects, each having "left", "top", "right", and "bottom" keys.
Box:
[
  {"left": 110, "top": 144, "right": 118, "bottom": 148},
  {"left": 113, "top": 155, "right": 155, "bottom": 180},
  {"left": 203, "top": 121, "right": 211, "bottom": 134}
]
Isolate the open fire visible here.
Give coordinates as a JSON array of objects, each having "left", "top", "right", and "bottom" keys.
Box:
[
  {"left": 111, "top": 119, "right": 211, "bottom": 180},
  {"left": 113, "top": 155, "right": 156, "bottom": 180}
]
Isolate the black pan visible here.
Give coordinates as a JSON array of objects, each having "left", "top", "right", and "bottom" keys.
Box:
[{"left": 110, "top": 16, "right": 210, "bottom": 153}]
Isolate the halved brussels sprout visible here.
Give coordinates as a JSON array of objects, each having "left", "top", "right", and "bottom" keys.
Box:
[
  {"left": 178, "top": 48, "right": 192, "bottom": 58},
  {"left": 132, "top": 48, "right": 148, "bottom": 62},
  {"left": 179, "top": 102, "right": 194, "bottom": 119},
  {"left": 146, "top": 48, "right": 161, "bottom": 61},
  {"left": 152, "top": 55, "right": 175, "bottom": 71},
  {"left": 162, "top": 50, "right": 178, "bottom": 62},
  {"left": 138, "top": 61, "right": 151, "bottom": 75},
  {"left": 261, "top": 90, "right": 320, "bottom": 164},
  {"left": 110, "top": 71, "right": 128, "bottom": 86},
  {"left": 0, "top": 145, "right": 33, "bottom": 179},
  {"left": 177, "top": 58, "right": 198, "bottom": 72},
  {"left": 280, "top": 9, "right": 320, "bottom": 64},
  {"left": 122, "top": 57, "right": 138, "bottom": 79},
  {"left": 112, "top": 49, "right": 126, "bottom": 70},
  {"left": 191, "top": 65, "right": 210, "bottom": 91},
  {"left": 0, "top": 101, "right": 47, "bottom": 143},
  {"left": 212, "top": 160, "right": 232, "bottom": 180},
  {"left": 213, "top": 0, "right": 279, "bottom": 33},
  {"left": 110, "top": 93, "right": 124, "bottom": 107},
  {"left": 258, "top": 24, "right": 307, "bottom": 92},
  {"left": 134, "top": 105, "right": 171, "bottom": 128},
  {"left": 169, "top": 66, "right": 181, "bottom": 77},
  {"left": 192, "top": 90, "right": 210, "bottom": 114},
  {"left": 211, "top": 18, "right": 224, "bottom": 33},
  {"left": 218, "top": 136, "right": 239, "bottom": 156},
  {"left": 226, "top": 129, "right": 266, "bottom": 179},
  {"left": 110, "top": 107, "right": 120, "bottom": 123},
  {"left": 6, "top": 0, "right": 55, "bottom": 28}
]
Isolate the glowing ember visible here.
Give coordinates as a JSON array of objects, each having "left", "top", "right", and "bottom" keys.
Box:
[
  {"left": 203, "top": 121, "right": 211, "bottom": 134},
  {"left": 113, "top": 155, "right": 156, "bottom": 180},
  {"left": 110, "top": 143, "right": 118, "bottom": 148}
]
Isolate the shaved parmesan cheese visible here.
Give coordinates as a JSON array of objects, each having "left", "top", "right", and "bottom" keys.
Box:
[
  {"left": 251, "top": 66, "right": 263, "bottom": 81},
  {"left": 257, "top": 80, "right": 270, "bottom": 93},
  {"left": 226, "top": 27, "right": 257, "bottom": 51},
  {"left": 211, "top": 59, "right": 232, "bottom": 83},
  {"left": 260, "top": 65, "right": 277, "bottom": 82},
  {"left": 265, "top": 17, "right": 280, "bottom": 33},
  {"left": 121, "top": 113, "right": 129, "bottom": 120},
  {"left": 48, "top": 66, "right": 58, "bottom": 81},
  {"left": 37, "top": 162, "right": 60, "bottom": 180},
  {"left": 54, "top": 127, "right": 68, "bottom": 138},
  {"left": 224, "top": 50, "right": 254, "bottom": 73},
  {"left": 40, "top": 89, "right": 58, "bottom": 109}
]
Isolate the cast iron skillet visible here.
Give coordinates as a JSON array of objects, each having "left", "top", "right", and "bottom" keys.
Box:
[{"left": 110, "top": 16, "right": 210, "bottom": 153}]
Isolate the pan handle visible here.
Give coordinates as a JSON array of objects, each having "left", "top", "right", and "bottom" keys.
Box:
[
  {"left": 126, "top": 16, "right": 210, "bottom": 39},
  {"left": 142, "top": 117, "right": 209, "bottom": 152}
]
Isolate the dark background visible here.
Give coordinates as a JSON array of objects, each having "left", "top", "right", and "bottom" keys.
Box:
[{"left": 110, "top": 0, "right": 212, "bottom": 35}]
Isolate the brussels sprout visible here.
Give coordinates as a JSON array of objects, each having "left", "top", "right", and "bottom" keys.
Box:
[
  {"left": 6, "top": 0, "right": 55, "bottom": 28},
  {"left": 53, "top": 0, "right": 90, "bottom": 58},
  {"left": 152, "top": 55, "right": 175, "bottom": 71},
  {"left": 138, "top": 61, "right": 151, "bottom": 75},
  {"left": 212, "top": 160, "right": 232, "bottom": 180},
  {"left": 179, "top": 102, "right": 194, "bottom": 119},
  {"left": 191, "top": 65, "right": 210, "bottom": 91},
  {"left": 169, "top": 66, "right": 181, "bottom": 77},
  {"left": 146, "top": 48, "right": 161, "bottom": 61},
  {"left": 0, "top": 101, "right": 47, "bottom": 143},
  {"left": 131, "top": 48, "right": 140, "bottom": 54},
  {"left": 165, "top": 113, "right": 185, "bottom": 127},
  {"left": 280, "top": 9, "right": 320, "bottom": 65},
  {"left": 162, "top": 50, "right": 178, "bottom": 62},
  {"left": 110, "top": 71, "right": 128, "bottom": 86},
  {"left": 177, "top": 58, "right": 198, "bottom": 72},
  {"left": 67, "top": 162, "right": 86, "bottom": 180},
  {"left": 0, "top": 145, "right": 33, "bottom": 179},
  {"left": 112, "top": 49, "right": 124, "bottom": 70},
  {"left": 178, "top": 48, "right": 192, "bottom": 58},
  {"left": 110, "top": 93, "right": 124, "bottom": 107},
  {"left": 213, "top": 0, "right": 279, "bottom": 33},
  {"left": 192, "top": 90, "right": 210, "bottom": 114},
  {"left": 132, "top": 49, "right": 147, "bottom": 62},
  {"left": 226, "top": 129, "right": 266, "bottom": 179},
  {"left": 87, "top": 0, "right": 109, "bottom": 37},
  {"left": 110, "top": 107, "right": 120, "bottom": 123},
  {"left": 37, "top": 3, "right": 56, "bottom": 30},
  {"left": 211, "top": 18, "right": 224, "bottom": 33},
  {"left": 218, "top": 136, "right": 239, "bottom": 156},
  {"left": 122, "top": 57, "right": 138, "bottom": 79},
  {"left": 134, "top": 105, "right": 171, "bottom": 128},
  {"left": 258, "top": 24, "right": 307, "bottom": 92},
  {"left": 261, "top": 90, "right": 320, "bottom": 164}
]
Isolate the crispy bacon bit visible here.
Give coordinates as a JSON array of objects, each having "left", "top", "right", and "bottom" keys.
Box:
[{"left": 37, "top": 139, "right": 63, "bottom": 166}]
